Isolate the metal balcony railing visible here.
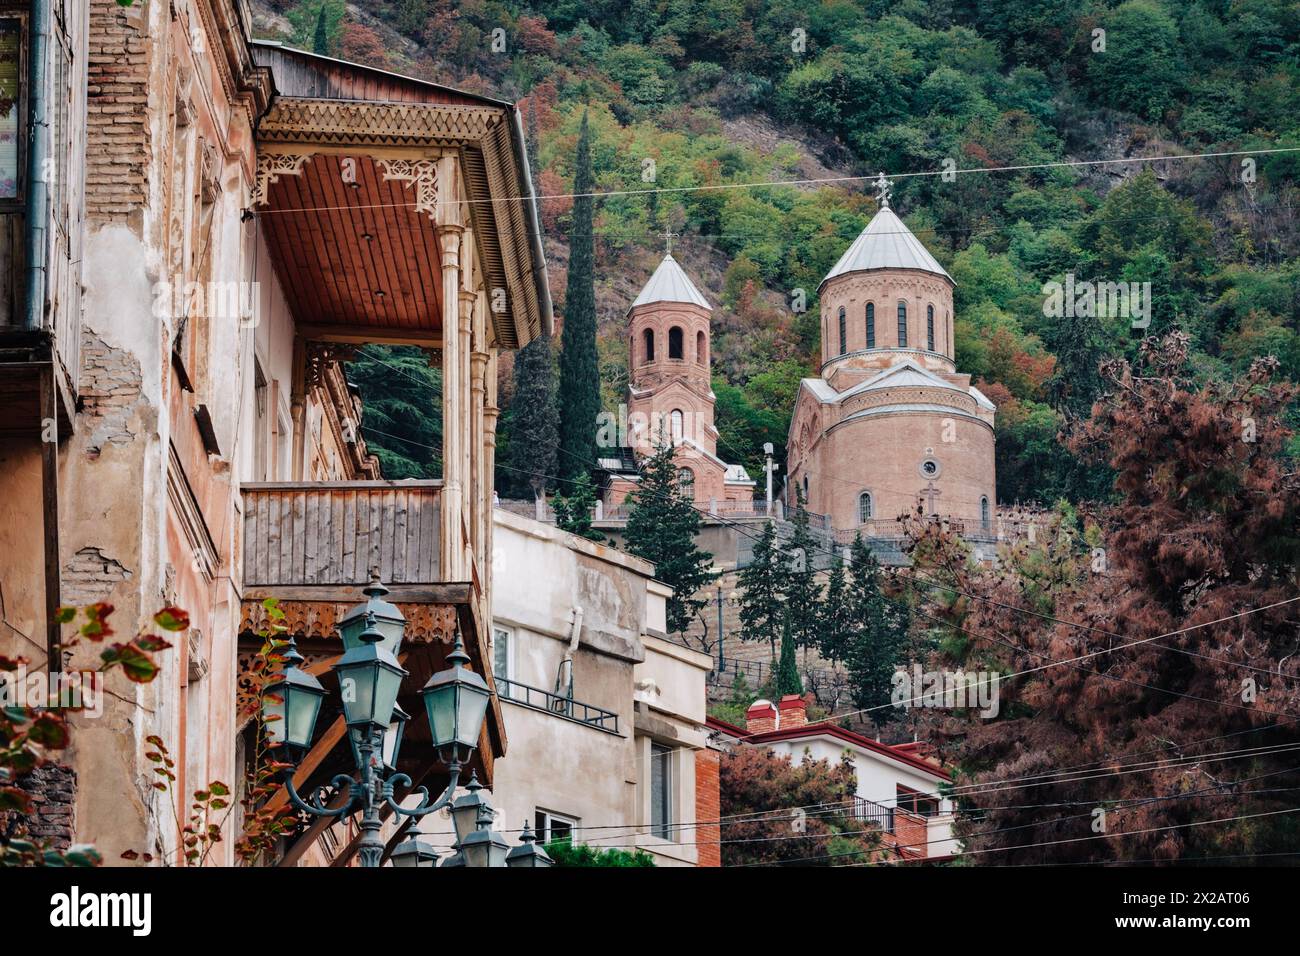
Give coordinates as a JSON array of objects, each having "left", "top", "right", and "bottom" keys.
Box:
[{"left": 496, "top": 677, "right": 620, "bottom": 734}]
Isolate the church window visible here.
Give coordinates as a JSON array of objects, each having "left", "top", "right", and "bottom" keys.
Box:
[
  {"left": 697, "top": 330, "right": 707, "bottom": 365},
  {"left": 980, "top": 496, "right": 990, "bottom": 529},
  {"left": 897, "top": 301, "right": 908, "bottom": 348},
  {"left": 838, "top": 307, "right": 846, "bottom": 355},
  {"left": 866, "top": 303, "right": 875, "bottom": 348},
  {"left": 643, "top": 328, "right": 655, "bottom": 363},
  {"left": 802, "top": 473, "right": 809, "bottom": 501},
  {"left": 677, "top": 467, "right": 694, "bottom": 491},
  {"left": 858, "top": 492, "right": 873, "bottom": 523},
  {"left": 920, "top": 458, "right": 940, "bottom": 478},
  {"left": 669, "top": 326, "right": 684, "bottom": 359},
  {"left": 927, "top": 305, "right": 935, "bottom": 352},
  {"left": 669, "top": 409, "right": 685, "bottom": 443}
]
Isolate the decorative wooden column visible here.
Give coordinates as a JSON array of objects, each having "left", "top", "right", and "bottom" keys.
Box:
[
  {"left": 437, "top": 221, "right": 464, "bottom": 581},
  {"left": 470, "top": 292, "right": 489, "bottom": 562}
]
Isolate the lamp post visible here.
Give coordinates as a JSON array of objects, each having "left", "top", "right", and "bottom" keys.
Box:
[{"left": 261, "top": 575, "right": 530, "bottom": 868}]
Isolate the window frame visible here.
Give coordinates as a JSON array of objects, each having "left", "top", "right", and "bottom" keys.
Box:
[
  {"left": 668, "top": 325, "right": 684, "bottom": 360},
  {"left": 858, "top": 491, "right": 873, "bottom": 524},
  {"left": 650, "top": 742, "right": 674, "bottom": 840},
  {"left": 866, "top": 302, "right": 875, "bottom": 349},
  {"left": 0, "top": 13, "right": 29, "bottom": 211},
  {"left": 642, "top": 327, "right": 655, "bottom": 363},
  {"left": 492, "top": 624, "right": 513, "bottom": 685},
  {"left": 837, "top": 306, "right": 846, "bottom": 355},
  {"left": 897, "top": 300, "right": 908, "bottom": 348},
  {"left": 534, "top": 808, "right": 578, "bottom": 846},
  {"left": 927, "top": 304, "right": 935, "bottom": 352}
]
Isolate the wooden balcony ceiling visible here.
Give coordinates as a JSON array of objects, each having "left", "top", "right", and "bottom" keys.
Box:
[{"left": 261, "top": 154, "right": 444, "bottom": 343}]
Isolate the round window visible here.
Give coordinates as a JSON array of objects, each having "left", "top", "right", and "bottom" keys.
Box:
[{"left": 918, "top": 458, "right": 942, "bottom": 479}]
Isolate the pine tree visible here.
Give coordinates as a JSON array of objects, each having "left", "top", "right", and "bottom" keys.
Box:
[
  {"left": 552, "top": 471, "right": 604, "bottom": 542},
  {"left": 557, "top": 111, "right": 600, "bottom": 485},
  {"left": 775, "top": 614, "right": 802, "bottom": 697},
  {"left": 819, "top": 552, "right": 853, "bottom": 666},
  {"left": 782, "top": 489, "right": 823, "bottom": 655},
  {"left": 313, "top": 3, "right": 331, "bottom": 55},
  {"left": 844, "top": 535, "right": 907, "bottom": 727},
  {"left": 346, "top": 346, "right": 442, "bottom": 479},
  {"left": 736, "top": 520, "right": 786, "bottom": 658},
  {"left": 623, "top": 439, "right": 715, "bottom": 636},
  {"left": 508, "top": 333, "right": 559, "bottom": 504}
]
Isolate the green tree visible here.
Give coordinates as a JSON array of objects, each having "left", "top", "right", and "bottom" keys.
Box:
[
  {"left": 782, "top": 490, "right": 823, "bottom": 655},
  {"left": 313, "top": 4, "right": 329, "bottom": 55},
  {"left": 544, "top": 841, "right": 656, "bottom": 866},
  {"left": 736, "top": 520, "right": 787, "bottom": 658},
  {"left": 347, "top": 346, "right": 442, "bottom": 479},
  {"left": 552, "top": 471, "right": 604, "bottom": 542},
  {"left": 819, "top": 553, "right": 853, "bottom": 666},
  {"left": 1084, "top": 0, "right": 1182, "bottom": 121},
  {"left": 623, "top": 439, "right": 715, "bottom": 635},
  {"left": 507, "top": 333, "right": 559, "bottom": 504},
  {"left": 558, "top": 111, "right": 600, "bottom": 484},
  {"left": 845, "top": 535, "right": 907, "bottom": 726},
  {"left": 775, "top": 615, "right": 801, "bottom": 696}
]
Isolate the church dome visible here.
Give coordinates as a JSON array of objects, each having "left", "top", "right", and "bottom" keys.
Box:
[
  {"left": 820, "top": 206, "right": 952, "bottom": 289},
  {"left": 630, "top": 254, "right": 712, "bottom": 311}
]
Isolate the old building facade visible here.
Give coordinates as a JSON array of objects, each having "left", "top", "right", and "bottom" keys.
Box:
[
  {"left": 786, "top": 196, "right": 997, "bottom": 536},
  {"left": 0, "top": 0, "right": 550, "bottom": 866}
]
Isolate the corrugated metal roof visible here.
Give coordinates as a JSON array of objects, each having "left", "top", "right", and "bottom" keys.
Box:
[
  {"left": 630, "top": 254, "right": 712, "bottom": 311},
  {"left": 821, "top": 206, "right": 952, "bottom": 286}
]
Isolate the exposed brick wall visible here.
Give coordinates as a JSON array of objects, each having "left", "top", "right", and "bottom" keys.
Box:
[
  {"left": 778, "top": 693, "right": 807, "bottom": 728},
  {"left": 3, "top": 764, "right": 77, "bottom": 849},
  {"left": 893, "top": 808, "right": 928, "bottom": 859},
  {"left": 745, "top": 700, "right": 777, "bottom": 734},
  {"left": 694, "top": 748, "right": 720, "bottom": 867},
  {"left": 62, "top": 546, "right": 133, "bottom": 605},
  {"left": 79, "top": 330, "right": 142, "bottom": 451},
  {"left": 86, "top": 0, "right": 151, "bottom": 222}
]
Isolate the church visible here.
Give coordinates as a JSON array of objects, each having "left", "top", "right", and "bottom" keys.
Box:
[
  {"left": 785, "top": 187, "right": 997, "bottom": 535},
  {"left": 601, "top": 251, "right": 756, "bottom": 510}
]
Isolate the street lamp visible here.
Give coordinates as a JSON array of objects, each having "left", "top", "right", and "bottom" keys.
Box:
[
  {"left": 505, "top": 822, "right": 554, "bottom": 868},
  {"left": 389, "top": 826, "right": 440, "bottom": 868},
  {"left": 262, "top": 636, "right": 327, "bottom": 757}
]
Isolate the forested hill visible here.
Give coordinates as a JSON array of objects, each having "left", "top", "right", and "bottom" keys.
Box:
[{"left": 251, "top": 0, "right": 1300, "bottom": 504}]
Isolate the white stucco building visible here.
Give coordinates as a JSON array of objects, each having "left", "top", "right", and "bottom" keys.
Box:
[{"left": 486, "top": 509, "right": 721, "bottom": 866}]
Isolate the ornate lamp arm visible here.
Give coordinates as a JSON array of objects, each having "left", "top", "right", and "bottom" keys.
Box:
[
  {"left": 285, "top": 773, "right": 359, "bottom": 818},
  {"left": 383, "top": 767, "right": 461, "bottom": 818}
]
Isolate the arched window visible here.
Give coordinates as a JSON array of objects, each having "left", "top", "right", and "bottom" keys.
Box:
[
  {"left": 677, "top": 467, "right": 694, "bottom": 492},
  {"left": 697, "top": 330, "right": 707, "bottom": 365},
  {"left": 980, "top": 496, "right": 990, "bottom": 529},
  {"left": 838, "top": 306, "right": 846, "bottom": 355},
  {"left": 927, "top": 305, "right": 935, "bottom": 352},
  {"left": 897, "top": 301, "right": 908, "bottom": 348},
  {"left": 668, "top": 326, "right": 684, "bottom": 359},
  {"left": 642, "top": 328, "right": 655, "bottom": 363},
  {"left": 669, "top": 408, "right": 685, "bottom": 443},
  {"left": 802, "top": 473, "right": 809, "bottom": 501},
  {"left": 858, "top": 491, "right": 873, "bottom": 524},
  {"left": 866, "top": 303, "right": 875, "bottom": 348}
]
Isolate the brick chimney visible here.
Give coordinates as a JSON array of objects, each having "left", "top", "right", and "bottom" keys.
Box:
[
  {"left": 745, "top": 699, "right": 778, "bottom": 734},
  {"left": 778, "top": 694, "right": 807, "bottom": 729}
]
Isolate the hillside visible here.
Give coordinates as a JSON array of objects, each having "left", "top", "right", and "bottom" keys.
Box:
[{"left": 250, "top": 0, "right": 1300, "bottom": 503}]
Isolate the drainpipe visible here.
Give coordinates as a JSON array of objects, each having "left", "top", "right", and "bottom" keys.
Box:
[{"left": 24, "top": 0, "right": 50, "bottom": 331}]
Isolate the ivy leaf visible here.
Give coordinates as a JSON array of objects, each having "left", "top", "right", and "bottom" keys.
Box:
[
  {"left": 100, "top": 643, "right": 159, "bottom": 683},
  {"left": 0, "top": 785, "right": 32, "bottom": 813},
  {"left": 136, "top": 634, "right": 174, "bottom": 652},
  {"left": 153, "top": 607, "right": 190, "bottom": 632},
  {"left": 209, "top": 781, "right": 230, "bottom": 796},
  {"left": 28, "top": 713, "right": 70, "bottom": 749},
  {"left": 54, "top": 607, "right": 77, "bottom": 624}
]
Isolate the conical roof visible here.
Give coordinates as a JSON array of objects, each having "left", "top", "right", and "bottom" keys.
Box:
[
  {"left": 821, "top": 206, "right": 952, "bottom": 287},
  {"left": 630, "top": 254, "right": 712, "bottom": 311}
]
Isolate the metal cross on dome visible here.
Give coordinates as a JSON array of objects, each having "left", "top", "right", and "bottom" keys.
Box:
[
  {"left": 874, "top": 171, "right": 891, "bottom": 208},
  {"left": 661, "top": 228, "right": 678, "bottom": 255}
]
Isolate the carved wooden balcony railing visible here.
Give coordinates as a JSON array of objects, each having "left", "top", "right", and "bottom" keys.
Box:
[{"left": 241, "top": 480, "right": 443, "bottom": 591}]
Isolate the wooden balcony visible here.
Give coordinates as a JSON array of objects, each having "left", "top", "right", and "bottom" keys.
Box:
[{"left": 241, "top": 480, "right": 443, "bottom": 594}]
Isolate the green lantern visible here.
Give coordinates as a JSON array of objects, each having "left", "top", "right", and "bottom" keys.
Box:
[
  {"left": 420, "top": 631, "right": 491, "bottom": 758},
  {"left": 505, "top": 822, "right": 554, "bottom": 868},
  {"left": 390, "top": 828, "right": 440, "bottom": 868},
  {"left": 262, "top": 637, "right": 327, "bottom": 756},
  {"left": 349, "top": 703, "right": 409, "bottom": 771},
  {"left": 337, "top": 575, "right": 407, "bottom": 656},
  {"left": 449, "top": 772, "right": 490, "bottom": 844},
  {"left": 332, "top": 611, "right": 407, "bottom": 729}
]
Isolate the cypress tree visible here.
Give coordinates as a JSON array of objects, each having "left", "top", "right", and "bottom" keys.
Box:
[
  {"left": 775, "top": 615, "right": 802, "bottom": 697},
  {"left": 624, "top": 438, "right": 714, "bottom": 635},
  {"left": 313, "top": 3, "right": 331, "bottom": 56},
  {"left": 553, "top": 471, "right": 604, "bottom": 542},
  {"left": 819, "top": 552, "right": 853, "bottom": 666},
  {"left": 508, "top": 333, "right": 559, "bottom": 505},
  {"left": 736, "top": 520, "right": 786, "bottom": 659},
  {"left": 557, "top": 111, "right": 600, "bottom": 484}
]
